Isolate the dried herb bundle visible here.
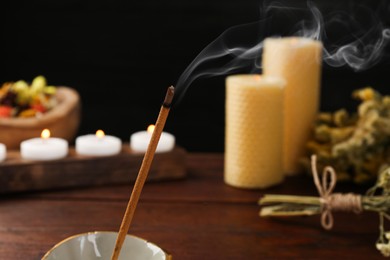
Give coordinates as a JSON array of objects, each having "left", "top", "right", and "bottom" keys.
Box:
[{"left": 259, "top": 155, "right": 390, "bottom": 257}]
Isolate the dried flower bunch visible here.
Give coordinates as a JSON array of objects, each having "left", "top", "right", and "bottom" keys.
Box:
[
  {"left": 368, "top": 169, "right": 390, "bottom": 257},
  {"left": 259, "top": 155, "right": 390, "bottom": 257},
  {"left": 301, "top": 87, "right": 390, "bottom": 184},
  {"left": 0, "top": 76, "right": 57, "bottom": 118}
]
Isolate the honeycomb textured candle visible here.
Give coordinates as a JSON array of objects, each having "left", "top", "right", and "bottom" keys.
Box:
[
  {"left": 225, "top": 75, "right": 285, "bottom": 189},
  {"left": 262, "top": 37, "right": 322, "bottom": 175}
]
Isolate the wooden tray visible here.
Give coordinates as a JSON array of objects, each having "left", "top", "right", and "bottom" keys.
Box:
[{"left": 0, "top": 144, "right": 187, "bottom": 193}]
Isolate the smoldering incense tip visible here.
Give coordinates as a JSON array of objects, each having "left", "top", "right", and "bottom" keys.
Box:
[
  {"left": 111, "top": 85, "right": 175, "bottom": 260},
  {"left": 163, "top": 86, "right": 175, "bottom": 108}
]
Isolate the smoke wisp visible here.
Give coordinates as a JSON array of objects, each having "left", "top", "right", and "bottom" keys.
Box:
[{"left": 174, "top": 1, "right": 390, "bottom": 103}]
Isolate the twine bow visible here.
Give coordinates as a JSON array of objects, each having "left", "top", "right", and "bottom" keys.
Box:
[{"left": 311, "top": 155, "right": 363, "bottom": 230}]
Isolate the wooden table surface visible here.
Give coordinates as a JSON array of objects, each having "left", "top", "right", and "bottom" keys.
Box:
[{"left": 0, "top": 153, "right": 384, "bottom": 259}]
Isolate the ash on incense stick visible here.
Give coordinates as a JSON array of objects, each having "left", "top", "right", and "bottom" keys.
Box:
[{"left": 111, "top": 86, "right": 174, "bottom": 260}]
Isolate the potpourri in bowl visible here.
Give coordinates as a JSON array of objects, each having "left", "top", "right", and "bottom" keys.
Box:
[{"left": 0, "top": 76, "right": 81, "bottom": 149}]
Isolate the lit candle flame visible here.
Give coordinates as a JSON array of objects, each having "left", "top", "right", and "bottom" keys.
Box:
[
  {"left": 41, "top": 129, "right": 51, "bottom": 139},
  {"left": 147, "top": 124, "right": 155, "bottom": 134},
  {"left": 96, "top": 129, "right": 105, "bottom": 139}
]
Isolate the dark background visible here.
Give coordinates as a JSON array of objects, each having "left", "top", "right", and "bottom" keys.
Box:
[{"left": 1, "top": 0, "right": 390, "bottom": 152}]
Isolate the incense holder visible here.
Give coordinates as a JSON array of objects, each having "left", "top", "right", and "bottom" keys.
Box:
[{"left": 42, "top": 231, "right": 171, "bottom": 260}]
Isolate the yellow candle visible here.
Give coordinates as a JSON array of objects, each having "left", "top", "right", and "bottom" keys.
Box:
[
  {"left": 262, "top": 37, "right": 322, "bottom": 175},
  {"left": 225, "top": 74, "right": 285, "bottom": 189}
]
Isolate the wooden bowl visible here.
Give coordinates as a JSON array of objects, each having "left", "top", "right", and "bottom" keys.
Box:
[{"left": 0, "top": 87, "right": 81, "bottom": 149}]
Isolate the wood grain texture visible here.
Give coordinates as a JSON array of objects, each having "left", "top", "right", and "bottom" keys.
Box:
[
  {"left": 0, "top": 153, "right": 383, "bottom": 259},
  {"left": 0, "top": 145, "right": 186, "bottom": 193}
]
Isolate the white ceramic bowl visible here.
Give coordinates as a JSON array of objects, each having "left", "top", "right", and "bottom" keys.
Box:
[{"left": 42, "top": 231, "right": 171, "bottom": 260}]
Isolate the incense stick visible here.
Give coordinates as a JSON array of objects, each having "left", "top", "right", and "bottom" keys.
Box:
[{"left": 111, "top": 86, "right": 175, "bottom": 260}]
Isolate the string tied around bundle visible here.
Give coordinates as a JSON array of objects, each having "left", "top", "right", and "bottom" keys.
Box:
[{"left": 311, "top": 155, "right": 363, "bottom": 230}]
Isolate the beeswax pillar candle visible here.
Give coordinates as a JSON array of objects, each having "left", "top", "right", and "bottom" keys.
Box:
[
  {"left": 225, "top": 75, "right": 285, "bottom": 189},
  {"left": 262, "top": 37, "right": 322, "bottom": 175}
]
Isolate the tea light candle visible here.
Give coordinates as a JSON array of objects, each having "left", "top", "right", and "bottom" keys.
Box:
[
  {"left": 21, "top": 129, "right": 68, "bottom": 160},
  {"left": 262, "top": 37, "right": 322, "bottom": 175},
  {"left": 76, "top": 130, "right": 122, "bottom": 156},
  {"left": 0, "top": 143, "right": 6, "bottom": 162},
  {"left": 225, "top": 74, "right": 286, "bottom": 189},
  {"left": 130, "top": 125, "right": 175, "bottom": 153}
]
